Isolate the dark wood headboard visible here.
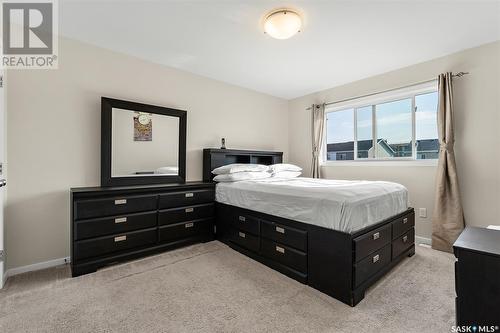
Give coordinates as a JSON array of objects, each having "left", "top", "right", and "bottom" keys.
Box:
[{"left": 203, "top": 148, "right": 283, "bottom": 182}]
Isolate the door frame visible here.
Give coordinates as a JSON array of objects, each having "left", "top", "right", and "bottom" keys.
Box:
[{"left": 0, "top": 70, "right": 5, "bottom": 288}]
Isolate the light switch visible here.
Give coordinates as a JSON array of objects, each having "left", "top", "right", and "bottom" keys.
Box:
[{"left": 419, "top": 208, "right": 427, "bottom": 218}]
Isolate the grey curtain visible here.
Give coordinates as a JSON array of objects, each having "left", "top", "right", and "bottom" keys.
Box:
[
  {"left": 431, "top": 72, "right": 465, "bottom": 253},
  {"left": 311, "top": 104, "right": 325, "bottom": 178}
]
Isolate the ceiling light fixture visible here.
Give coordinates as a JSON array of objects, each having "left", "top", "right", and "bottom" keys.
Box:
[{"left": 264, "top": 9, "right": 302, "bottom": 40}]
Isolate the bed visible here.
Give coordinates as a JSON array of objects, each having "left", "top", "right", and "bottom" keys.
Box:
[
  {"left": 203, "top": 148, "right": 415, "bottom": 306},
  {"left": 216, "top": 177, "right": 409, "bottom": 233}
]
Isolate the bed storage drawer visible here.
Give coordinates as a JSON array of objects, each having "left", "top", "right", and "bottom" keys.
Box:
[
  {"left": 354, "top": 244, "right": 391, "bottom": 287},
  {"left": 261, "top": 219, "right": 307, "bottom": 252},
  {"left": 74, "top": 211, "right": 157, "bottom": 240},
  {"left": 229, "top": 228, "right": 260, "bottom": 253},
  {"left": 159, "top": 190, "right": 214, "bottom": 209},
  {"left": 392, "top": 212, "right": 415, "bottom": 239},
  {"left": 159, "top": 218, "right": 213, "bottom": 243},
  {"left": 231, "top": 213, "right": 260, "bottom": 235},
  {"left": 74, "top": 228, "right": 157, "bottom": 261},
  {"left": 353, "top": 224, "right": 391, "bottom": 262},
  {"left": 392, "top": 227, "right": 415, "bottom": 259},
  {"left": 158, "top": 203, "right": 214, "bottom": 226},
  {"left": 261, "top": 238, "right": 307, "bottom": 273},
  {"left": 74, "top": 195, "right": 158, "bottom": 220}
]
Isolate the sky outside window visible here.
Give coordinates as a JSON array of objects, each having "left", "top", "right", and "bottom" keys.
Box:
[
  {"left": 416, "top": 92, "right": 439, "bottom": 140},
  {"left": 326, "top": 108, "right": 354, "bottom": 144}
]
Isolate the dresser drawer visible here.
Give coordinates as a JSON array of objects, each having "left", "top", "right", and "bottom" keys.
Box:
[
  {"left": 159, "top": 189, "right": 214, "bottom": 209},
  {"left": 392, "top": 227, "right": 414, "bottom": 259},
  {"left": 354, "top": 244, "right": 391, "bottom": 287},
  {"left": 74, "top": 211, "right": 157, "bottom": 240},
  {"left": 261, "top": 220, "right": 307, "bottom": 252},
  {"left": 392, "top": 212, "right": 415, "bottom": 240},
  {"left": 158, "top": 203, "right": 214, "bottom": 226},
  {"left": 74, "top": 195, "right": 158, "bottom": 220},
  {"left": 159, "top": 218, "right": 213, "bottom": 243},
  {"left": 229, "top": 228, "right": 260, "bottom": 253},
  {"left": 230, "top": 213, "right": 260, "bottom": 235},
  {"left": 74, "top": 228, "right": 157, "bottom": 261},
  {"left": 261, "top": 238, "right": 307, "bottom": 273},
  {"left": 353, "top": 224, "right": 391, "bottom": 262}
]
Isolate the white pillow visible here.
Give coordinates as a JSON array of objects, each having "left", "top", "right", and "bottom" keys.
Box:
[
  {"left": 213, "top": 171, "right": 271, "bottom": 182},
  {"left": 269, "top": 163, "right": 302, "bottom": 173},
  {"left": 212, "top": 163, "right": 269, "bottom": 175},
  {"left": 271, "top": 171, "right": 302, "bottom": 179},
  {"left": 155, "top": 166, "right": 179, "bottom": 175}
]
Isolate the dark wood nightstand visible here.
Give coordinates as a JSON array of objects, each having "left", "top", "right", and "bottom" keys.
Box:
[{"left": 453, "top": 227, "right": 500, "bottom": 326}]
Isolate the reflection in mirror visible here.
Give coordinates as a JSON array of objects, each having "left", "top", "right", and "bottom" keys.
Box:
[{"left": 111, "top": 108, "right": 179, "bottom": 177}]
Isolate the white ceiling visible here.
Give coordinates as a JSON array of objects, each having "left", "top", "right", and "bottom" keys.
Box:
[{"left": 59, "top": 0, "right": 500, "bottom": 99}]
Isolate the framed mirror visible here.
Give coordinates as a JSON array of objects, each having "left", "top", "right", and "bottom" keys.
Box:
[{"left": 101, "top": 97, "right": 186, "bottom": 186}]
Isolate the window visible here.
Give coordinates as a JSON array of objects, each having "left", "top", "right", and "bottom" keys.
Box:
[
  {"left": 326, "top": 109, "right": 354, "bottom": 160},
  {"left": 325, "top": 82, "right": 438, "bottom": 162},
  {"left": 356, "top": 106, "right": 372, "bottom": 158},
  {"left": 376, "top": 98, "right": 413, "bottom": 158},
  {"left": 415, "top": 91, "right": 439, "bottom": 159}
]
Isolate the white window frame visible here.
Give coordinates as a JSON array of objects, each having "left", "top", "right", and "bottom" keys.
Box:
[{"left": 322, "top": 81, "right": 439, "bottom": 166}]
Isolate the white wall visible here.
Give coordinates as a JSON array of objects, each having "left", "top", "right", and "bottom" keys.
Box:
[
  {"left": 5, "top": 37, "right": 288, "bottom": 270},
  {"left": 288, "top": 41, "right": 500, "bottom": 240}
]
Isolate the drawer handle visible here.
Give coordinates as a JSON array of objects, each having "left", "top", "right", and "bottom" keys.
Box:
[
  {"left": 372, "top": 254, "right": 380, "bottom": 263},
  {"left": 238, "top": 232, "right": 246, "bottom": 238},
  {"left": 238, "top": 216, "right": 246, "bottom": 222},
  {"left": 373, "top": 232, "right": 380, "bottom": 240},
  {"left": 185, "top": 193, "right": 194, "bottom": 198},
  {"left": 276, "top": 226, "right": 285, "bottom": 234},
  {"left": 185, "top": 222, "right": 194, "bottom": 228},
  {"left": 403, "top": 235, "right": 408, "bottom": 243},
  {"left": 114, "top": 199, "right": 127, "bottom": 205},
  {"left": 114, "top": 217, "right": 127, "bottom": 224},
  {"left": 185, "top": 207, "right": 194, "bottom": 213},
  {"left": 275, "top": 246, "right": 285, "bottom": 254},
  {"left": 403, "top": 218, "right": 408, "bottom": 224},
  {"left": 114, "top": 235, "right": 127, "bottom": 242}
]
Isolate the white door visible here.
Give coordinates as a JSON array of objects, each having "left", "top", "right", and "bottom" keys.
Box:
[{"left": 0, "top": 72, "right": 5, "bottom": 288}]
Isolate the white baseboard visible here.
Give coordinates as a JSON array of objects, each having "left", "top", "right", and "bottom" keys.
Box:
[
  {"left": 415, "top": 236, "right": 431, "bottom": 246},
  {"left": 4, "top": 257, "right": 70, "bottom": 280}
]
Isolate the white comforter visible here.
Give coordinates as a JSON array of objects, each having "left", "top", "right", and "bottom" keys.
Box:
[{"left": 216, "top": 177, "right": 409, "bottom": 233}]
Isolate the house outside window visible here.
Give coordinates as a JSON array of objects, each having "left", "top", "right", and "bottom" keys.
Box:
[{"left": 324, "top": 81, "right": 439, "bottom": 163}]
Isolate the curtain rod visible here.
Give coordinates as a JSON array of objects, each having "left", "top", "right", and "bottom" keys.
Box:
[{"left": 305, "top": 72, "right": 469, "bottom": 110}]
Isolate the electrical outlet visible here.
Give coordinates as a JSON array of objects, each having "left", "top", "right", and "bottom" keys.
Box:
[{"left": 419, "top": 208, "right": 427, "bottom": 218}]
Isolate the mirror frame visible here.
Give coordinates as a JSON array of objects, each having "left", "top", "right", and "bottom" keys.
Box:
[{"left": 101, "top": 97, "right": 187, "bottom": 187}]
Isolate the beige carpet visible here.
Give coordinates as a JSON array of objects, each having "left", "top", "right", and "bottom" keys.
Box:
[{"left": 0, "top": 241, "right": 455, "bottom": 333}]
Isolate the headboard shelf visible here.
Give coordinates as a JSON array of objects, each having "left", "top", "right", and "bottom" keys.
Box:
[{"left": 203, "top": 148, "right": 283, "bottom": 182}]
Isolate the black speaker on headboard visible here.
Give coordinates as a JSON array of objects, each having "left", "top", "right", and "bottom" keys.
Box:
[{"left": 202, "top": 149, "right": 283, "bottom": 182}]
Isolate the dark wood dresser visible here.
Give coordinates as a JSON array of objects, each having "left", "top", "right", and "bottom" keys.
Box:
[
  {"left": 70, "top": 182, "right": 215, "bottom": 277},
  {"left": 453, "top": 227, "right": 500, "bottom": 326}
]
